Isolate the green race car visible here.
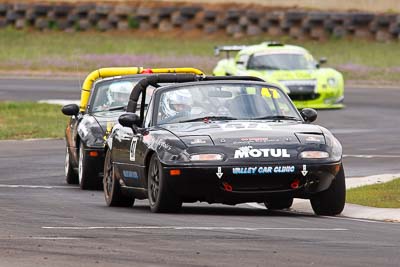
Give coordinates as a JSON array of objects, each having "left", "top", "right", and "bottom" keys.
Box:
[{"left": 213, "top": 42, "right": 344, "bottom": 109}]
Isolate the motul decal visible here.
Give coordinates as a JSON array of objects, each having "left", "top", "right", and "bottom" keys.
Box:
[{"left": 234, "top": 146, "right": 290, "bottom": 158}]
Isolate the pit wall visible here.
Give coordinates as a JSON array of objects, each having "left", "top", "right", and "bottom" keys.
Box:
[{"left": 0, "top": 1, "right": 399, "bottom": 41}]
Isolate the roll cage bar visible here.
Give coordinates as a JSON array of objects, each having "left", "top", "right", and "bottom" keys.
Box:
[
  {"left": 79, "top": 67, "right": 204, "bottom": 112},
  {"left": 126, "top": 74, "right": 266, "bottom": 120}
]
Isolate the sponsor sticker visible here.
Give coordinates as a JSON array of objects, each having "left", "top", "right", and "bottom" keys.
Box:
[
  {"left": 234, "top": 146, "right": 290, "bottom": 159},
  {"left": 156, "top": 140, "right": 172, "bottom": 151},
  {"left": 145, "top": 137, "right": 172, "bottom": 151},
  {"left": 123, "top": 170, "right": 139, "bottom": 179},
  {"left": 233, "top": 137, "right": 280, "bottom": 144},
  {"left": 190, "top": 138, "right": 207, "bottom": 145}
]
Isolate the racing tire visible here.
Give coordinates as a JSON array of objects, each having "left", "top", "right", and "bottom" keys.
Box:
[
  {"left": 103, "top": 149, "right": 135, "bottom": 207},
  {"left": 310, "top": 164, "right": 346, "bottom": 216},
  {"left": 148, "top": 154, "right": 182, "bottom": 213},
  {"left": 65, "top": 147, "right": 79, "bottom": 185},
  {"left": 264, "top": 198, "right": 294, "bottom": 210},
  {"left": 78, "top": 143, "right": 101, "bottom": 190}
]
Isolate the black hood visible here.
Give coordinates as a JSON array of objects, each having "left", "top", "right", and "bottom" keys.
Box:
[
  {"left": 160, "top": 121, "right": 323, "bottom": 145},
  {"left": 92, "top": 111, "right": 125, "bottom": 133}
]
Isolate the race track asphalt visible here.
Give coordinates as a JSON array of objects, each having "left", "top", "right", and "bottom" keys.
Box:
[{"left": 0, "top": 78, "right": 399, "bottom": 266}]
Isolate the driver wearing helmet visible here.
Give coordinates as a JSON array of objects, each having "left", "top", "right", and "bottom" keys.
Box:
[
  {"left": 159, "top": 89, "right": 193, "bottom": 124},
  {"left": 107, "top": 81, "right": 132, "bottom": 107}
]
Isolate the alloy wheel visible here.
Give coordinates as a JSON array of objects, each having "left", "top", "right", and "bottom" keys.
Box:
[{"left": 149, "top": 160, "right": 160, "bottom": 206}]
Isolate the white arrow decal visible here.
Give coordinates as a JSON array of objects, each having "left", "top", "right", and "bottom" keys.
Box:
[
  {"left": 216, "top": 167, "right": 223, "bottom": 179},
  {"left": 301, "top": 165, "right": 308, "bottom": 176}
]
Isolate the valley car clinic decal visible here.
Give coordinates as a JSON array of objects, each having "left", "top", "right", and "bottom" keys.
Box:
[
  {"left": 234, "top": 146, "right": 290, "bottom": 159},
  {"left": 129, "top": 136, "right": 138, "bottom": 161},
  {"left": 232, "top": 166, "right": 295, "bottom": 175}
]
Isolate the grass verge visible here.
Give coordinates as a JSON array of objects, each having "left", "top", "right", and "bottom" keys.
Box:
[
  {"left": 1, "top": 28, "right": 400, "bottom": 82},
  {"left": 346, "top": 178, "right": 400, "bottom": 208},
  {"left": 0, "top": 102, "right": 67, "bottom": 140}
]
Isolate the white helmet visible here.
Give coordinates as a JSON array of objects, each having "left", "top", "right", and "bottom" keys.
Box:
[
  {"left": 107, "top": 81, "right": 133, "bottom": 105},
  {"left": 161, "top": 89, "right": 193, "bottom": 118}
]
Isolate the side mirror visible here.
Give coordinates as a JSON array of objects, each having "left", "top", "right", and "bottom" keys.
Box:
[
  {"left": 319, "top": 57, "right": 327, "bottom": 65},
  {"left": 118, "top": 113, "right": 141, "bottom": 128},
  {"left": 300, "top": 108, "right": 318, "bottom": 123},
  {"left": 61, "top": 104, "right": 79, "bottom": 116}
]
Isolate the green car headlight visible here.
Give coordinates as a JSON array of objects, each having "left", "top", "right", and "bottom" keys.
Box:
[{"left": 327, "top": 77, "right": 338, "bottom": 87}]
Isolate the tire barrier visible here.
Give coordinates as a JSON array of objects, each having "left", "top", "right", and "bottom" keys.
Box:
[{"left": 0, "top": 2, "right": 399, "bottom": 41}]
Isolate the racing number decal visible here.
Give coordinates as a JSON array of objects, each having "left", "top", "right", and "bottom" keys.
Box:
[{"left": 130, "top": 137, "right": 138, "bottom": 161}]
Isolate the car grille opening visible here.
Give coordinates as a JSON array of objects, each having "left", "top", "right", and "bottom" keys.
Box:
[{"left": 287, "top": 84, "right": 319, "bottom": 101}]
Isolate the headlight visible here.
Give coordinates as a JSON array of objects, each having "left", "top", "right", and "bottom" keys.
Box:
[
  {"left": 327, "top": 77, "right": 337, "bottom": 87},
  {"left": 299, "top": 151, "right": 329, "bottom": 159},
  {"left": 323, "top": 129, "right": 342, "bottom": 161},
  {"left": 86, "top": 137, "right": 105, "bottom": 147},
  {"left": 189, "top": 153, "right": 224, "bottom": 161},
  {"left": 78, "top": 121, "right": 105, "bottom": 148}
]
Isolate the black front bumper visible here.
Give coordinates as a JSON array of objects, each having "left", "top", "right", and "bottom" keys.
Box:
[
  {"left": 82, "top": 147, "right": 105, "bottom": 176},
  {"left": 163, "top": 162, "right": 341, "bottom": 204}
]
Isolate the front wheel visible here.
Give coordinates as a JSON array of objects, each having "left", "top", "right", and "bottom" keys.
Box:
[
  {"left": 147, "top": 154, "right": 182, "bottom": 213},
  {"left": 310, "top": 164, "right": 346, "bottom": 216},
  {"left": 65, "top": 147, "right": 78, "bottom": 184},
  {"left": 103, "top": 149, "right": 135, "bottom": 207}
]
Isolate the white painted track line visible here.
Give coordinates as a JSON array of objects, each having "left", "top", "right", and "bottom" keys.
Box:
[
  {"left": 0, "top": 184, "right": 76, "bottom": 189},
  {"left": 42, "top": 226, "right": 348, "bottom": 231}
]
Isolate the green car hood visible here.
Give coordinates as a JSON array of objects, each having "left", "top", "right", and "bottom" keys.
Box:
[{"left": 244, "top": 68, "right": 336, "bottom": 83}]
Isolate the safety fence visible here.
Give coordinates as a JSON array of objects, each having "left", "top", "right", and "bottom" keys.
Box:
[{"left": 0, "top": 2, "right": 399, "bottom": 41}]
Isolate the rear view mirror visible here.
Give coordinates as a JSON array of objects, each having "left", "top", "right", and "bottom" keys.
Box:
[
  {"left": 61, "top": 104, "right": 79, "bottom": 116},
  {"left": 119, "top": 113, "right": 141, "bottom": 128},
  {"left": 300, "top": 108, "right": 317, "bottom": 123},
  {"left": 319, "top": 57, "right": 327, "bottom": 65}
]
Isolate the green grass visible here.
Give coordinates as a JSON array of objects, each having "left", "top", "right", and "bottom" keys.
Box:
[
  {"left": 347, "top": 178, "right": 400, "bottom": 208},
  {"left": 1, "top": 28, "right": 400, "bottom": 82},
  {"left": 0, "top": 102, "right": 67, "bottom": 140}
]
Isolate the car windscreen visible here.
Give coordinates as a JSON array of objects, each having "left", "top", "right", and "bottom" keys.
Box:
[
  {"left": 89, "top": 77, "right": 155, "bottom": 114},
  {"left": 155, "top": 83, "right": 301, "bottom": 125},
  {"left": 247, "top": 52, "right": 315, "bottom": 70}
]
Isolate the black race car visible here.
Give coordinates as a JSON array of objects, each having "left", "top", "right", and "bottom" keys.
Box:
[
  {"left": 104, "top": 74, "right": 345, "bottom": 215},
  {"left": 61, "top": 67, "right": 204, "bottom": 190}
]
